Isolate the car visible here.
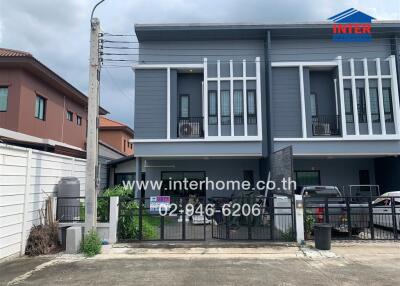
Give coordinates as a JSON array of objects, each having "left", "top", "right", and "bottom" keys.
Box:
[
  {"left": 300, "top": 186, "right": 369, "bottom": 234},
  {"left": 372, "top": 191, "right": 400, "bottom": 229}
]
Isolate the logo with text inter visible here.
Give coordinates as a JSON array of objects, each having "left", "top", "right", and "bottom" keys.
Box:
[{"left": 328, "top": 8, "right": 375, "bottom": 42}]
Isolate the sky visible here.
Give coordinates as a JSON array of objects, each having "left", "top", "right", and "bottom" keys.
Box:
[{"left": 0, "top": 0, "right": 399, "bottom": 128}]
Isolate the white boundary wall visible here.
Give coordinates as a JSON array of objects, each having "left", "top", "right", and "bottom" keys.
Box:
[{"left": 0, "top": 143, "right": 86, "bottom": 260}]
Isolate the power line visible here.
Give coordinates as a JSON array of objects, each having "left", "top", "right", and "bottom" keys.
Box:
[{"left": 103, "top": 67, "right": 134, "bottom": 104}]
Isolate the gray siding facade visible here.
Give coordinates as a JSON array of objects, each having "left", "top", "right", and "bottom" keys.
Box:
[
  {"left": 271, "top": 67, "right": 302, "bottom": 138},
  {"left": 134, "top": 69, "right": 167, "bottom": 139}
]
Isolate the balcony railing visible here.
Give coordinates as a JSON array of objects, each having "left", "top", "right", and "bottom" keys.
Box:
[
  {"left": 177, "top": 117, "right": 204, "bottom": 138},
  {"left": 312, "top": 115, "right": 341, "bottom": 136}
]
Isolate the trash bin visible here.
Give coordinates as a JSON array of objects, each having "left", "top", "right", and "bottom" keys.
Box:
[{"left": 314, "top": 223, "right": 332, "bottom": 250}]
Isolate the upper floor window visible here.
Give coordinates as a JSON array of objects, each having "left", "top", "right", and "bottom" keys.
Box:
[
  {"left": 123, "top": 139, "right": 126, "bottom": 152},
  {"left": 344, "top": 88, "right": 353, "bottom": 123},
  {"left": 179, "top": 94, "right": 189, "bottom": 118},
  {"left": 356, "top": 88, "right": 367, "bottom": 123},
  {"left": 233, "top": 90, "right": 243, "bottom": 124},
  {"left": 247, "top": 90, "right": 257, "bottom": 124},
  {"left": 369, "top": 88, "right": 380, "bottom": 123},
  {"left": 35, "top": 95, "right": 46, "bottom": 121},
  {"left": 383, "top": 88, "right": 393, "bottom": 122},
  {"left": 208, "top": 91, "right": 217, "bottom": 125},
  {"left": 0, "top": 87, "right": 8, "bottom": 112},
  {"left": 66, "top": 110, "right": 73, "bottom": 121},
  {"left": 220, "top": 90, "right": 230, "bottom": 125},
  {"left": 310, "top": 92, "right": 318, "bottom": 117},
  {"left": 77, "top": 115, "right": 82, "bottom": 126}
]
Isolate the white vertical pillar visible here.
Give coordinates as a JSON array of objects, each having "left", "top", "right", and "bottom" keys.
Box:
[
  {"left": 363, "top": 58, "right": 373, "bottom": 135},
  {"left": 336, "top": 56, "right": 347, "bottom": 136},
  {"left": 299, "top": 65, "right": 307, "bottom": 138},
  {"left": 295, "top": 194, "right": 305, "bottom": 244},
  {"left": 350, "top": 58, "right": 360, "bottom": 135},
  {"left": 376, "top": 58, "right": 386, "bottom": 135},
  {"left": 217, "top": 60, "right": 221, "bottom": 136},
  {"left": 255, "top": 57, "right": 262, "bottom": 138},
  {"left": 229, "top": 60, "right": 234, "bottom": 136},
  {"left": 108, "top": 196, "right": 119, "bottom": 243},
  {"left": 21, "top": 149, "right": 32, "bottom": 255},
  {"left": 388, "top": 55, "right": 400, "bottom": 135},
  {"left": 167, "top": 67, "right": 171, "bottom": 140},
  {"left": 203, "top": 58, "right": 208, "bottom": 138},
  {"left": 242, "top": 60, "right": 248, "bottom": 136},
  {"left": 333, "top": 79, "right": 339, "bottom": 115}
]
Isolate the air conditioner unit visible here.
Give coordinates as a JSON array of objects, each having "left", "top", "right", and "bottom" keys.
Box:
[
  {"left": 179, "top": 121, "right": 200, "bottom": 137},
  {"left": 313, "top": 122, "right": 331, "bottom": 136}
]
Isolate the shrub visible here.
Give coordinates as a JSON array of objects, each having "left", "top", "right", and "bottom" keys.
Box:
[
  {"left": 304, "top": 212, "right": 315, "bottom": 238},
  {"left": 81, "top": 230, "right": 102, "bottom": 257}
]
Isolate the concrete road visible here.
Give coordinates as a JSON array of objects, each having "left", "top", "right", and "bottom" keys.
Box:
[{"left": 1, "top": 243, "right": 400, "bottom": 286}]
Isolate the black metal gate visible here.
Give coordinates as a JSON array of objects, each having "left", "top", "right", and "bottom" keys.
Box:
[
  {"left": 117, "top": 196, "right": 207, "bottom": 242},
  {"left": 211, "top": 195, "right": 296, "bottom": 241},
  {"left": 304, "top": 196, "right": 399, "bottom": 240}
]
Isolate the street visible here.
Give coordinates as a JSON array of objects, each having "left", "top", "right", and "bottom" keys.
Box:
[{"left": 1, "top": 242, "right": 400, "bottom": 286}]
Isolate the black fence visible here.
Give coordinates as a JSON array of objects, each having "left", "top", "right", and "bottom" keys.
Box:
[
  {"left": 211, "top": 195, "right": 295, "bottom": 241},
  {"left": 312, "top": 115, "right": 341, "bottom": 136},
  {"left": 304, "top": 196, "right": 399, "bottom": 240},
  {"left": 118, "top": 197, "right": 207, "bottom": 241},
  {"left": 56, "top": 196, "right": 110, "bottom": 223},
  {"left": 177, "top": 117, "right": 204, "bottom": 138},
  {"left": 117, "top": 195, "right": 295, "bottom": 242}
]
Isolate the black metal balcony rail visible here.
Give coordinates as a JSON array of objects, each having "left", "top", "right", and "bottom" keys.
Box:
[
  {"left": 177, "top": 117, "right": 204, "bottom": 138},
  {"left": 312, "top": 115, "right": 341, "bottom": 136}
]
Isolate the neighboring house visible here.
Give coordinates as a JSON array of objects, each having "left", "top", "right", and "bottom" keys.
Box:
[
  {"left": 0, "top": 48, "right": 108, "bottom": 158},
  {"left": 99, "top": 116, "right": 134, "bottom": 156},
  {"left": 107, "top": 155, "right": 142, "bottom": 188},
  {"left": 132, "top": 20, "right": 400, "bottom": 198}
]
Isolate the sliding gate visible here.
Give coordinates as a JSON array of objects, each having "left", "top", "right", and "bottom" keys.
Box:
[
  {"left": 212, "top": 195, "right": 296, "bottom": 241},
  {"left": 118, "top": 195, "right": 296, "bottom": 242}
]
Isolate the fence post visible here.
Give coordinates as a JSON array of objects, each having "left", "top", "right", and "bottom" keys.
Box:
[
  {"left": 368, "top": 198, "right": 375, "bottom": 240},
  {"left": 346, "top": 196, "right": 352, "bottom": 239},
  {"left": 20, "top": 149, "right": 32, "bottom": 255},
  {"left": 138, "top": 199, "right": 143, "bottom": 240},
  {"left": 324, "top": 197, "right": 330, "bottom": 223},
  {"left": 391, "top": 197, "right": 398, "bottom": 240},
  {"left": 294, "top": 195, "right": 305, "bottom": 244},
  {"left": 108, "top": 197, "right": 119, "bottom": 243}
]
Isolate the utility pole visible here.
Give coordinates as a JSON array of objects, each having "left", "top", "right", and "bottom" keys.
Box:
[{"left": 85, "top": 16, "right": 101, "bottom": 233}]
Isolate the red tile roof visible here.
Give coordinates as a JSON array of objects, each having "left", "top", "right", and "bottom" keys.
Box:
[
  {"left": 99, "top": 116, "right": 134, "bottom": 135},
  {"left": 99, "top": 116, "right": 126, "bottom": 128},
  {"left": 0, "top": 48, "right": 32, "bottom": 57}
]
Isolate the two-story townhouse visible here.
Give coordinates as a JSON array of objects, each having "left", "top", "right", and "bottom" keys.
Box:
[
  {"left": 131, "top": 21, "right": 400, "bottom": 199},
  {"left": 0, "top": 48, "right": 108, "bottom": 158}
]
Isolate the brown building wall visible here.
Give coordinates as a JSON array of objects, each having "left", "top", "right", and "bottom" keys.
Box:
[
  {"left": 0, "top": 68, "right": 22, "bottom": 131},
  {"left": 99, "top": 129, "right": 133, "bottom": 156},
  {"left": 0, "top": 68, "right": 87, "bottom": 149}
]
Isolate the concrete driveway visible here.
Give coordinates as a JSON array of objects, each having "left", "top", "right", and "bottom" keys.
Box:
[{"left": 1, "top": 242, "right": 399, "bottom": 286}]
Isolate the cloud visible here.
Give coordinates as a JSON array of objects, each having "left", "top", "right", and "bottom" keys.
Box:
[{"left": 0, "top": 0, "right": 398, "bottom": 128}]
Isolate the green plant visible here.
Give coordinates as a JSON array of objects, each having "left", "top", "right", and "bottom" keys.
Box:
[
  {"left": 102, "top": 185, "right": 133, "bottom": 197},
  {"left": 118, "top": 200, "right": 158, "bottom": 240},
  {"left": 81, "top": 230, "right": 102, "bottom": 257},
  {"left": 280, "top": 229, "right": 295, "bottom": 241},
  {"left": 304, "top": 212, "right": 315, "bottom": 238}
]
